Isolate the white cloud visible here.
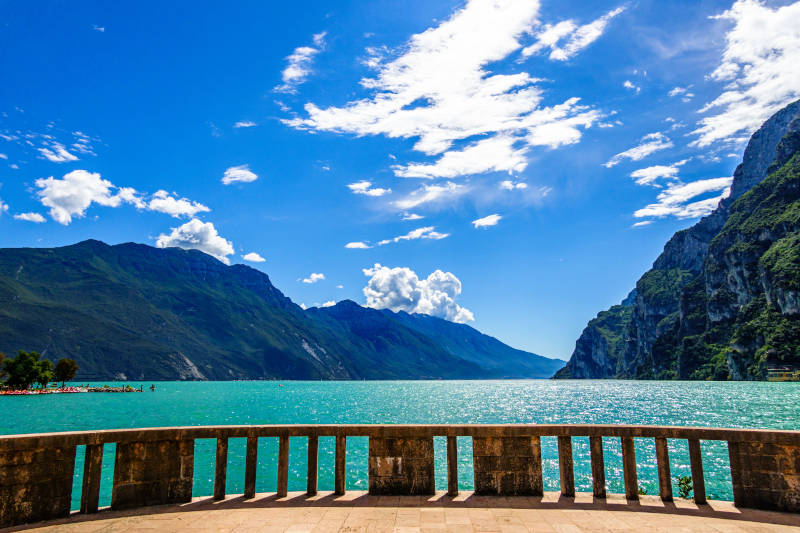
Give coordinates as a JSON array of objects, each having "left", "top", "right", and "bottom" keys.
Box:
[
  {"left": 242, "top": 252, "right": 266, "bottom": 262},
  {"left": 347, "top": 180, "right": 391, "bottom": 196},
  {"left": 629, "top": 159, "right": 689, "bottom": 186},
  {"left": 222, "top": 164, "right": 258, "bottom": 185},
  {"left": 302, "top": 273, "right": 325, "bottom": 284},
  {"left": 275, "top": 32, "right": 327, "bottom": 93},
  {"left": 522, "top": 6, "right": 625, "bottom": 61},
  {"left": 376, "top": 226, "right": 449, "bottom": 246},
  {"left": 0, "top": 153, "right": 7, "bottom": 159},
  {"left": 668, "top": 86, "right": 687, "bottom": 97},
  {"left": 393, "top": 135, "right": 529, "bottom": 179},
  {"left": 362, "top": 263, "right": 474, "bottom": 323},
  {"left": 394, "top": 182, "right": 464, "bottom": 210},
  {"left": 499, "top": 180, "right": 528, "bottom": 190},
  {"left": 691, "top": 0, "right": 800, "bottom": 147},
  {"left": 345, "top": 241, "right": 371, "bottom": 249},
  {"left": 634, "top": 177, "right": 733, "bottom": 220},
  {"left": 336, "top": 285, "right": 344, "bottom": 289},
  {"left": 14, "top": 212, "right": 46, "bottom": 223},
  {"left": 35, "top": 170, "right": 122, "bottom": 224},
  {"left": 604, "top": 132, "right": 673, "bottom": 167},
  {"left": 38, "top": 142, "right": 78, "bottom": 163},
  {"left": 156, "top": 218, "right": 234, "bottom": 263},
  {"left": 0, "top": 198, "right": 7, "bottom": 214},
  {"left": 284, "top": 0, "right": 602, "bottom": 186},
  {"left": 93, "top": 25, "right": 104, "bottom": 32},
  {"left": 402, "top": 213, "right": 424, "bottom": 221},
  {"left": 472, "top": 213, "right": 502, "bottom": 228},
  {"left": 234, "top": 121, "right": 257, "bottom": 128},
  {"left": 320, "top": 300, "right": 336, "bottom": 308},
  {"left": 623, "top": 80, "right": 640, "bottom": 94},
  {"left": 148, "top": 190, "right": 210, "bottom": 218},
  {"left": 632, "top": 220, "right": 653, "bottom": 227}
]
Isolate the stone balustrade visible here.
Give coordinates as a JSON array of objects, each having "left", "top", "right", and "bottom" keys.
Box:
[{"left": 1, "top": 424, "right": 799, "bottom": 527}]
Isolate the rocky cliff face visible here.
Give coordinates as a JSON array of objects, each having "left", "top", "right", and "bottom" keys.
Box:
[{"left": 556, "top": 100, "right": 800, "bottom": 380}]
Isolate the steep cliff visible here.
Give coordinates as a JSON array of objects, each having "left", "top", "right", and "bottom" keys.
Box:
[{"left": 556, "top": 100, "right": 800, "bottom": 380}]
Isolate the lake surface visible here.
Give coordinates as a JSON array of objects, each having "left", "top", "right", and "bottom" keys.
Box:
[{"left": 2, "top": 380, "right": 799, "bottom": 509}]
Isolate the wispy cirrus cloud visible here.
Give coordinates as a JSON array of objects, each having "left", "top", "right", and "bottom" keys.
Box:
[
  {"left": 284, "top": 0, "right": 604, "bottom": 191},
  {"left": 634, "top": 177, "right": 733, "bottom": 220},
  {"left": 522, "top": 6, "right": 625, "bottom": 61},
  {"left": 604, "top": 132, "right": 673, "bottom": 168},
  {"left": 691, "top": 0, "right": 800, "bottom": 147},
  {"left": 275, "top": 32, "right": 327, "bottom": 94},
  {"left": 345, "top": 226, "right": 450, "bottom": 249}
]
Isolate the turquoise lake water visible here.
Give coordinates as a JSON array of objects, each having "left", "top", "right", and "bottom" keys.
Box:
[{"left": 2, "top": 380, "right": 799, "bottom": 509}]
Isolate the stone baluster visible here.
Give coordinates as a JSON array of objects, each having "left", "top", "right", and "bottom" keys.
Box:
[
  {"left": 307, "top": 435, "right": 319, "bottom": 496},
  {"left": 244, "top": 436, "right": 258, "bottom": 499},
  {"left": 688, "top": 439, "right": 706, "bottom": 504},
  {"left": 589, "top": 436, "right": 606, "bottom": 498},
  {"left": 655, "top": 437, "right": 672, "bottom": 501},
  {"left": 214, "top": 437, "right": 228, "bottom": 501},
  {"left": 558, "top": 436, "right": 575, "bottom": 497}
]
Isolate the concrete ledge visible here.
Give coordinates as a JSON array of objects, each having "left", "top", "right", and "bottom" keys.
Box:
[{"left": 3, "top": 491, "right": 800, "bottom": 532}]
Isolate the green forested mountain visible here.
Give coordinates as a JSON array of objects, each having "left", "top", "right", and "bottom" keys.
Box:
[
  {"left": 0, "top": 240, "right": 561, "bottom": 380},
  {"left": 556, "top": 100, "right": 800, "bottom": 380}
]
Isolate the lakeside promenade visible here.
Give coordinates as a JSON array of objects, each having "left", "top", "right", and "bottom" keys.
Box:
[
  {"left": 2, "top": 424, "right": 800, "bottom": 530},
  {"left": 6, "top": 491, "right": 800, "bottom": 532}
]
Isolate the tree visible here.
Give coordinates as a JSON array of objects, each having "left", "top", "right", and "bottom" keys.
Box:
[
  {"left": 0, "top": 352, "right": 6, "bottom": 383},
  {"left": 4, "top": 351, "right": 43, "bottom": 390},
  {"left": 54, "top": 358, "right": 79, "bottom": 387},
  {"left": 34, "top": 359, "right": 53, "bottom": 389},
  {"left": 4, "top": 351, "right": 55, "bottom": 390}
]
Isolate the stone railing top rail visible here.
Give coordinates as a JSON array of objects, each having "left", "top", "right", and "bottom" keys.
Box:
[{"left": 2, "top": 423, "right": 800, "bottom": 449}]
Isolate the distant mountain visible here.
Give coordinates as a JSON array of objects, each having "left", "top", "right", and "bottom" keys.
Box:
[
  {"left": 0, "top": 240, "right": 561, "bottom": 380},
  {"left": 555, "top": 99, "right": 800, "bottom": 380},
  {"left": 378, "top": 309, "right": 561, "bottom": 378}
]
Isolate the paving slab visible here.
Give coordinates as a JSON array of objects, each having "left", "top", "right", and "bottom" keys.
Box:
[{"left": 2, "top": 491, "right": 800, "bottom": 532}]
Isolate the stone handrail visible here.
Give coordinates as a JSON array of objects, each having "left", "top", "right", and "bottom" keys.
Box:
[{"left": 1, "top": 424, "right": 798, "bottom": 527}]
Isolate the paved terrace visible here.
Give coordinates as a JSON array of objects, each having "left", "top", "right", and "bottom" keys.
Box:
[
  {"left": 2, "top": 424, "right": 800, "bottom": 530},
  {"left": 6, "top": 491, "right": 800, "bottom": 532}
]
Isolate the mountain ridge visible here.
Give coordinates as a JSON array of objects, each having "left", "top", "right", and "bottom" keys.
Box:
[{"left": 0, "top": 239, "right": 562, "bottom": 380}]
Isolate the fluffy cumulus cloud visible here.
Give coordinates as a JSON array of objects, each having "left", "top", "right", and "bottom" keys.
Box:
[
  {"left": 148, "top": 190, "right": 210, "bottom": 218},
  {"left": 35, "top": 170, "right": 122, "bottom": 224},
  {"left": 362, "top": 263, "right": 474, "bottom": 323},
  {"left": 242, "top": 252, "right": 266, "bottom": 262},
  {"left": 0, "top": 198, "right": 7, "bottom": 214},
  {"left": 155, "top": 218, "right": 235, "bottom": 264},
  {"left": 14, "top": 212, "right": 46, "bottom": 223},
  {"left": 347, "top": 180, "right": 391, "bottom": 196},
  {"left": 604, "top": 132, "right": 673, "bottom": 168},
  {"left": 522, "top": 6, "right": 625, "bottom": 61},
  {"left": 402, "top": 213, "right": 424, "bottom": 220},
  {"left": 499, "top": 180, "right": 528, "bottom": 190},
  {"left": 275, "top": 32, "right": 327, "bottom": 93},
  {"left": 302, "top": 272, "right": 325, "bottom": 284},
  {"left": 634, "top": 177, "right": 733, "bottom": 220},
  {"left": 691, "top": 0, "right": 800, "bottom": 147},
  {"left": 284, "top": 0, "right": 603, "bottom": 186},
  {"left": 222, "top": 164, "right": 258, "bottom": 185},
  {"left": 234, "top": 121, "right": 257, "bottom": 128},
  {"left": 34, "top": 170, "right": 210, "bottom": 224},
  {"left": 345, "top": 241, "right": 371, "bottom": 249},
  {"left": 472, "top": 213, "right": 502, "bottom": 228}
]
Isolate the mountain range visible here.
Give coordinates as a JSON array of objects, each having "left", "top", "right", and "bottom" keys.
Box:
[
  {"left": 555, "top": 99, "right": 800, "bottom": 380},
  {"left": 0, "top": 239, "right": 562, "bottom": 380}
]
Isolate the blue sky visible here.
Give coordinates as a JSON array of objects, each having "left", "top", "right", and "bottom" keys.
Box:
[{"left": 1, "top": 0, "right": 799, "bottom": 359}]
